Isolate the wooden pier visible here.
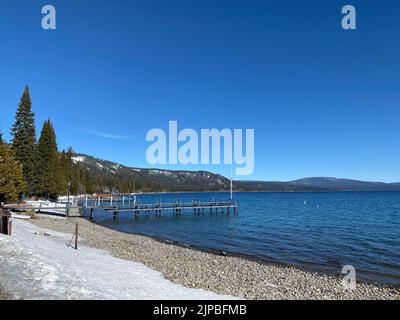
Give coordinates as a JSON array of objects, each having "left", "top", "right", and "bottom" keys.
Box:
[{"left": 79, "top": 197, "right": 238, "bottom": 220}]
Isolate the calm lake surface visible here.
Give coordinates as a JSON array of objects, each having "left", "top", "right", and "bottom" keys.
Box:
[{"left": 87, "top": 192, "right": 400, "bottom": 285}]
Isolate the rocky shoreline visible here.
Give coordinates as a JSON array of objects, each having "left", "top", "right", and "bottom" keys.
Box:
[
  {"left": 27, "top": 216, "right": 400, "bottom": 300},
  {"left": 0, "top": 289, "right": 14, "bottom": 300}
]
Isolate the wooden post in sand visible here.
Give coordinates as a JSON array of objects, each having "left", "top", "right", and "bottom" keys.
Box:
[
  {"left": 8, "top": 219, "right": 12, "bottom": 236},
  {"left": 75, "top": 223, "right": 78, "bottom": 250},
  {"left": 0, "top": 204, "right": 11, "bottom": 236}
]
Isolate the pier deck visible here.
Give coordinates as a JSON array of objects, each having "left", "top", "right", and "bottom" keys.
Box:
[{"left": 79, "top": 198, "right": 238, "bottom": 219}]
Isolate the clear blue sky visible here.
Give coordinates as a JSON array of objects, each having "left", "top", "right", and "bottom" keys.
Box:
[{"left": 1, "top": 0, "right": 399, "bottom": 182}]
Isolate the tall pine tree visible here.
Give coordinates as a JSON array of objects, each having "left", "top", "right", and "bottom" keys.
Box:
[
  {"left": 0, "top": 139, "right": 26, "bottom": 203},
  {"left": 60, "top": 147, "right": 79, "bottom": 195},
  {"left": 36, "top": 120, "right": 66, "bottom": 199},
  {"left": 10, "top": 86, "right": 37, "bottom": 195}
]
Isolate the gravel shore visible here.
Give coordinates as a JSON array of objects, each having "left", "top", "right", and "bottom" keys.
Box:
[
  {"left": 28, "top": 216, "right": 400, "bottom": 300},
  {"left": 0, "top": 289, "right": 14, "bottom": 300}
]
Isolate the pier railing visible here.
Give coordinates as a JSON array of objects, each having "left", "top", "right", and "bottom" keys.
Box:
[{"left": 78, "top": 196, "right": 238, "bottom": 219}]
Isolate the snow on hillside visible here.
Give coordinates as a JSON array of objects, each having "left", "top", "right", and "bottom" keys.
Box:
[
  {"left": 0, "top": 220, "right": 236, "bottom": 300},
  {"left": 96, "top": 163, "right": 104, "bottom": 170},
  {"left": 71, "top": 156, "right": 86, "bottom": 163}
]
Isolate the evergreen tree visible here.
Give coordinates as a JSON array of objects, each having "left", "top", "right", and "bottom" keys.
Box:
[
  {"left": 83, "top": 168, "right": 93, "bottom": 194},
  {"left": 36, "top": 120, "right": 66, "bottom": 199},
  {"left": 10, "top": 86, "right": 37, "bottom": 195},
  {"left": 60, "top": 147, "right": 79, "bottom": 195},
  {"left": 67, "top": 148, "right": 79, "bottom": 194},
  {"left": 0, "top": 140, "right": 26, "bottom": 203}
]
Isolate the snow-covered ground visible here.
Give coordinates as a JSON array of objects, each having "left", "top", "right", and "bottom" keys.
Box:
[
  {"left": 0, "top": 220, "right": 237, "bottom": 300},
  {"left": 26, "top": 200, "right": 67, "bottom": 208},
  {"left": 24, "top": 200, "right": 67, "bottom": 216}
]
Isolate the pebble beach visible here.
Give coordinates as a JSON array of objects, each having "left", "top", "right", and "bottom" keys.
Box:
[{"left": 23, "top": 216, "right": 400, "bottom": 300}]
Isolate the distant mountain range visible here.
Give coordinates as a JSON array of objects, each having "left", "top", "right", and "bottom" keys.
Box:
[
  {"left": 238, "top": 177, "right": 400, "bottom": 192},
  {"left": 72, "top": 154, "right": 230, "bottom": 192},
  {"left": 72, "top": 153, "right": 400, "bottom": 192}
]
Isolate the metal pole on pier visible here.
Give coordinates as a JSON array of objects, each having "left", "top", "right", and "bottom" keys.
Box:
[{"left": 230, "top": 161, "right": 233, "bottom": 201}]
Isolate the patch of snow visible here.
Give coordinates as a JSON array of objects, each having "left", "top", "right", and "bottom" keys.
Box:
[
  {"left": 0, "top": 220, "right": 238, "bottom": 300},
  {"left": 58, "top": 195, "right": 84, "bottom": 205},
  {"left": 71, "top": 156, "right": 86, "bottom": 163},
  {"left": 96, "top": 163, "right": 104, "bottom": 170},
  {"left": 149, "top": 170, "right": 174, "bottom": 176},
  {"left": 180, "top": 172, "right": 196, "bottom": 178},
  {"left": 26, "top": 201, "right": 67, "bottom": 209},
  {"left": 160, "top": 171, "right": 172, "bottom": 176},
  {"left": 11, "top": 214, "right": 32, "bottom": 220}
]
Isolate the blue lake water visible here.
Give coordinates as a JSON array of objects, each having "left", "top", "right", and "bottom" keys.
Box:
[{"left": 87, "top": 192, "right": 400, "bottom": 285}]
